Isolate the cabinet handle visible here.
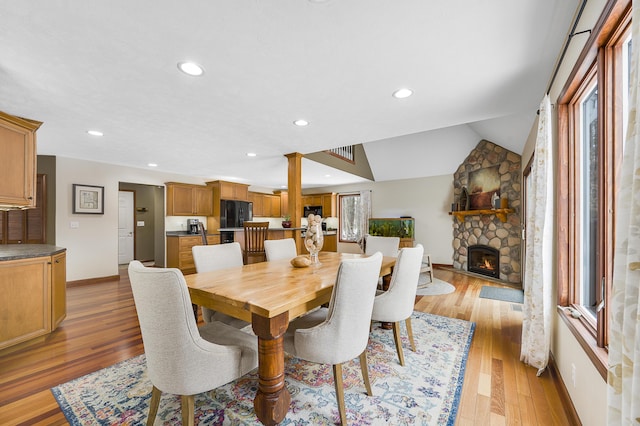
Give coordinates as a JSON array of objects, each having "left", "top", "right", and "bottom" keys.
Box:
[{"left": 55, "top": 259, "right": 60, "bottom": 263}]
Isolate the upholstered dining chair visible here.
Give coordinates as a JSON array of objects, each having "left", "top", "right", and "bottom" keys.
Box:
[
  {"left": 370, "top": 244, "right": 424, "bottom": 366},
  {"left": 365, "top": 235, "right": 401, "bottom": 290},
  {"left": 283, "top": 252, "right": 383, "bottom": 425},
  {"left": 127, "top": 261, "right": 258, "bottom": 426},
  {"left": 264, "top": 238, "right": 297, "bottom": 261},
  {"left": 192, "top": 242, "right": 249, "bottom": 328},
  {"left": 364, "top": 235, "right": 400, "bottom": 258},
  {"left": 243, "top": 221, "right": 270, "bottom": 264}
]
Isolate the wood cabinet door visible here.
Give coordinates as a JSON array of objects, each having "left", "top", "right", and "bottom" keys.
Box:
[
  {"left": 269, "top": 195, "right": 281, "bottom": 217},
  {"left": 0, "top": 257, "right": 50, "bottom": 350},
  {"left": 51, "top": 252, "right": 66, "bottom": 328},
  {"left": 194, "top": 186, "right": 213, "bottom": 216},
  {"left": 169, "top": 185, "right": 195, "bottom": 215},
  {"left": 249, "top": 192, "right": 263, "bottom": 216},
  {"left": 0, "top": 113, "right": 39, "bottom": 208},
  {"left": 322, "top": 193, "right": 336, "bottom": 218}
]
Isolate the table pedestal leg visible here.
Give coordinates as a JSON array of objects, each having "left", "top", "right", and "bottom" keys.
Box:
[{"left": 252, "top": 312, "right": 291, "bottom": 425}]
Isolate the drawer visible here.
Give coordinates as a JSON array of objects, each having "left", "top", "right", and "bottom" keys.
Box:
[{"left": 179, "top": 236, "right": 202, "bottom": 249}]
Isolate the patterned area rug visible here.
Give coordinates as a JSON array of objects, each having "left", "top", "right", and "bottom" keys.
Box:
[{"left": 51, "top": 311, "right": 475, "bottom": 425}]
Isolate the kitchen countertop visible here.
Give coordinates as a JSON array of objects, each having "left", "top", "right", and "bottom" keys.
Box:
[
  {"left": 0, "top": 244, "right": 66, "bottom": 261},
  {"left": 166, "top": 231, "right": 220, "bottom": 237},
  {"left": 218, "top": 227, "right": 306, "bottom": 231}
]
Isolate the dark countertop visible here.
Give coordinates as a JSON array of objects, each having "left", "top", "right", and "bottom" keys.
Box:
[
  {"left": 0, "top": 244, "right": 66, "bottom": 261},
  {"left": 218, "top": 227, "right": 306, "bottom": 231},
  {"left": 166, "top": 231, "right": 220, "bottom": 237}
]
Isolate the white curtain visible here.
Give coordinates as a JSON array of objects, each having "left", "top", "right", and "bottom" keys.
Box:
[
  {"left": 356, "top": 190, "right": 372, "bottom": 252},
  {"left": 607, "top": 4, "right": 640, "bottom": 421},
  {"left": 520, "top": 94, "right": 554, "bottom": 375}
]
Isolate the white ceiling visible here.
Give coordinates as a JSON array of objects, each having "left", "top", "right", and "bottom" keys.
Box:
[{"left": 0, "top": 0, "right": 578, "bottom": 189}]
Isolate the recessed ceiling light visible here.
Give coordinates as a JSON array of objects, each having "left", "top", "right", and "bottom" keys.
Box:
[
  {"left": 177, "top": 61, "right": 205, "bottom": 76},
  {"left": 87, "top": 130, "right": 103, "bottom": 136},
  {"left": 325, "top": 174, "right": 331, "bottom": 178},
  {"left": 247, "top": 152, "right": 257, "bottom": 157},
  {"left": 293, "top": 119, "right": 309, "bottom": 127},
  {"left": 148, "top": 163, "right": 158, "bottom": 167},
  {"left": 392, "top": 88, "right": 413, "bottom": 99}
]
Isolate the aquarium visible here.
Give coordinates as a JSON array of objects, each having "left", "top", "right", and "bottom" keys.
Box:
[{"left": 368, "top": 217, "right": 414, "bottom": 239}]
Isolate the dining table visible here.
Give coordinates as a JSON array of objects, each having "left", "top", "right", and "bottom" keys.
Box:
[{"left": 185, "top": 251, "right": 395, "bottom": 425}]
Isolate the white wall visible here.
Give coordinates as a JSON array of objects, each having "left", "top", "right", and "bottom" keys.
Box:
[
  {"left": 56, "top": 156, "right": 210, "bottom": 281},
  {"left": 519, "top": 0, "right": 609, "bottom": 422},
  {"left": 309, "top": 174, "right": 454, "bottom": 264}
]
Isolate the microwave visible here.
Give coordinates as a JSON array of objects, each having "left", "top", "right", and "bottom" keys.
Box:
[{"left": 303, "top": 205, "right": 323, "bottom": 217}]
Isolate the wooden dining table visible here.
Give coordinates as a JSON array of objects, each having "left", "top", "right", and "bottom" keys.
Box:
[{"left": 185, "top": 251, "right": 395, "bottom": 425}]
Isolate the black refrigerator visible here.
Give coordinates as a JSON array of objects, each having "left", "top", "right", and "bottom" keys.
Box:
[{"left": 220, "top": 199, "right": 253, "bottom": 229}]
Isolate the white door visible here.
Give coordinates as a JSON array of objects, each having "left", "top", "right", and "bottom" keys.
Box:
[{"left": 118, "top": 190, "right": 135, "bottom": 264}]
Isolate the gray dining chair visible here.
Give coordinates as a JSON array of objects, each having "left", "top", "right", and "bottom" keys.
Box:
[
  {"left": 127, "top": 261, "right": 258, "bottom": 426},
  {"left": 264, "top": 238, "right": 297, "bottom": 261},
  {"left": 283, "top": 252, "right": 383, "bottom": 424},
  {"left": 371, "top": 244, "right": 424, "bottom": 366},
  {"left": 192, "top": 242, "right": 249, "bottom": 328}
]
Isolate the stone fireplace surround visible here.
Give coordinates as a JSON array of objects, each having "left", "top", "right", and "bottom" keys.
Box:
[{"left": 452, "top": 140, "right": 522, "bottom": 284}]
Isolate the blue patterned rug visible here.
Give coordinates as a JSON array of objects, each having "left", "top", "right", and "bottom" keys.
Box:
[{"left": 51, "top": 311, "right": 474, "bottom": 425}]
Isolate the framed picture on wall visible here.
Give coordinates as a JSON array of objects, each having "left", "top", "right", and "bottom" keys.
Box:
[{"left": 73, "top": 184, "right": 104, "bottom": 214}]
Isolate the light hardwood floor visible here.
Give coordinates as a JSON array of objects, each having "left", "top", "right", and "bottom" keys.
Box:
[{"left": 0, "top": 266, "right": 575, "bottom": 425}]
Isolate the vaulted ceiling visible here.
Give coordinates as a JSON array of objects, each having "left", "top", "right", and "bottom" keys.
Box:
[{"left": 0, "top": 1, "right": 578, "bottom": 188}]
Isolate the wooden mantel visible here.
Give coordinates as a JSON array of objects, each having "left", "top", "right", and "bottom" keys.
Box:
[{"left": 449, "top": 208, "right": 515, "bottom": 223}]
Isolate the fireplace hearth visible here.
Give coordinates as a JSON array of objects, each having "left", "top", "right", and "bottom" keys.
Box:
[{"left": 468, "top": 245, "right": 499, "bottom": 278}]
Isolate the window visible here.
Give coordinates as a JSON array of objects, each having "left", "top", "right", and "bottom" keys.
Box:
[
  {"left": 339, "top": 193, "right": 361, "bottom": 243},
  {"left": 557, "top": 0, "right": 630, "bottom": 377}
]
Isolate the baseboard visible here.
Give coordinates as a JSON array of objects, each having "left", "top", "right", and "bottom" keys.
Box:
[
  {"left": 67, "top": 274, "right": 120, "bottom": 287},
  {"left": 547, "top": 352, "right": 581, "bottom": 425}
]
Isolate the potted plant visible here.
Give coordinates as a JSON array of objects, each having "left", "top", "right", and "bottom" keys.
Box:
[{"left": 281, "top": 215, "right": 292, "bottom": 228}]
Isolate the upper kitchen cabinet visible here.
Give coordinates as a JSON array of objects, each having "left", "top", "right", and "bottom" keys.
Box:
[
  {"left": 211, "top": 180, "right": 249, "bottom": 201},
  {"left": 249, "top": 192, "right": 282, "bottom": 217},
  {"left": 0, "top": 111, "right": 42, "bottom": 208},
  {"left": 302, "top": 193, "right": 336, "bottom": 218},
  {"left": 165, "top": 183, "right": 213, "bottom": 216}
]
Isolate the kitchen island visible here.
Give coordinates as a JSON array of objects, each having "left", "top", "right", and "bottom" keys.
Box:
[{"left": 0, "top": 244, "right": 67, "bottom": 352}]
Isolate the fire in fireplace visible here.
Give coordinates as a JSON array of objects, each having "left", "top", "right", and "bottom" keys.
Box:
[{"left": 468, "top": 245, "right": 499, "bottom": 279}]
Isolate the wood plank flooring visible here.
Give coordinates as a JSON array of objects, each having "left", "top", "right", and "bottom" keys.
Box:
[{"left": 0, "top": 266, "right": 576, "bottom": 425}]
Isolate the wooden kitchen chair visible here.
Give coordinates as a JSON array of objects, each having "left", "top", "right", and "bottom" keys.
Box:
[{"left": 243, "top": 221, "right": 269, "bottom": 264}]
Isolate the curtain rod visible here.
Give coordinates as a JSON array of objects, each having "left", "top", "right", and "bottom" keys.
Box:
[{"left": 545, "top": 0, "right": 590, "bottom": 95}]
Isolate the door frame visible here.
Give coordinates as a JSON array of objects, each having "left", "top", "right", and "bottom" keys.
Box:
[{"left": 118, "top": 189, "right": 136, "bottom": 264}]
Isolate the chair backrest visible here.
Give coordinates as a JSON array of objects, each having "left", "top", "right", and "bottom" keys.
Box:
[
  {"left": 192, "top": 242, "right": 243, "bottom": 272},
  {"left": 127, "top": 261, "right": 243, "bottom": 394},
  {"left": 365, "top": 235, "right": 400, "bottom": 257},
  {"left": 372, "top": 244, "right": 424, "bottom": 322},
  {"left": 294, "top": 252, "right": 383, "bottom": 364},
  {"left": 264, "top": 238, "right": 297, "bottom": 261},
  {"left": 243, "top": 221, "right": 270, "bottom": 255}
]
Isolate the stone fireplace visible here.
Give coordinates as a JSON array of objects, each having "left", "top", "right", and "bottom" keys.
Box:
[{"left": 451, "top": 140, "right": 522, "bottom": 284}]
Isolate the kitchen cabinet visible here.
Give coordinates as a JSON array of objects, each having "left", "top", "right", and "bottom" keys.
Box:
[
  {"left": 276, "top": 190, "right": 288, "bottom": 217},
  {"left": 167, "top": 234, "right": 220, "bottom": 274},
  {"left": 248, "top": 192, "right": 282, "bottom": 217},
  {"left": 0, "top": 247, "right": 66, "bottom": 351},
  {"left": 248, "top": 192, "right": 264, "bottom": 216},
  {"left": 302, "top": 192, "right": 335, "bottom": 218},
  {"left": 216, "top": 181, "right": 249, "bottom": 201},
  {"left": 165, "top": 183, "right": 213, "bottom": 216},
  {"left": 51, "top": 251, "right": 67, "bottom": 329},
  {"left": 0, "top": 111, "right": 42, "bottom": 209}
]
